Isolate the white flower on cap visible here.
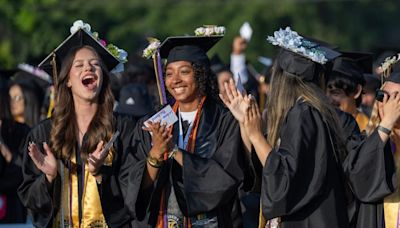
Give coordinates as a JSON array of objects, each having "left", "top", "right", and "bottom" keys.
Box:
[
  {"left": 194, "top": 25, "right": 225, "bottom": 36},
  {"left": 142, "top": 37, "right": 161, "bottom": 59},
  {"left": 70, "top": 20, "right": 91, "bottom": 34},
  {"left": 267, "top": 27, "right": 328, "bottom": 64}
]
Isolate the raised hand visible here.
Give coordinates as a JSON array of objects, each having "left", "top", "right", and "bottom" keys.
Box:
[
  {"left": 28, "top": 142, "right": 58, "bottom": 183},
  {"left": 243, "top": 100, "right": 263, "bottom": 140},
  {"left": 220, "top": 78, "right": 250, "bottom": 123},
  {"left": 142, "top": 121, "right": 173, "bottom": 160},
  {"left": 379, "top": 92, "right": 400, "bottom": 130}
]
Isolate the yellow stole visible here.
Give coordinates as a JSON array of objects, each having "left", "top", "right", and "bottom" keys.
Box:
[
  {"left": 54, "top": 152, "right": 113, "bottom": 228},
  {"left": 384, "top": 139, "right": 400, "bottom": 228}
]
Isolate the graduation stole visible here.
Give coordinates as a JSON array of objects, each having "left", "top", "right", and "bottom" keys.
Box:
[
  {"left": 156, "top": 96, "right": 206, "bottom": 228},
  {"left": 55, "top": 152, "right": 113, "bottom": 228},
  {"left": 384, "top": 140, "right": 400, "bottom": 228}
]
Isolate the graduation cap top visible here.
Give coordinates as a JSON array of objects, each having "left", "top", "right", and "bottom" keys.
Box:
[
  {"left": 210, "top": 54, "right": 230, "bottom": 74},
  {"left": 380, "top": 53, "right": 400, "bottom": 84},
  {"left": 332, "top": 52, "right": 372, "bottom": 85},
  {"left": 0, "top": 69, "right": 17, "bottom": 91},
  {"left": 159, "top": 35, "right": 223, "bottom": 67},
  {"left": 39, "top": 20, "right": 127, "bottom": 77},
  {"left": 267, "top": 27, "right": 341, "bottom": 81}
]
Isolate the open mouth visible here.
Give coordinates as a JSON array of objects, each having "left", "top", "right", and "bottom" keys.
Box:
[{"left": 81, "top": 75, "right": 98, "bottom": 90}]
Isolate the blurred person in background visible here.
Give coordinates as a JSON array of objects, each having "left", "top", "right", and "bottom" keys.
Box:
[
  {"left": 0, "top": 71, "right": 30, "bottom": 224},
  {"left": 361, "top": 73, "right": 381, "bottom": 117}
]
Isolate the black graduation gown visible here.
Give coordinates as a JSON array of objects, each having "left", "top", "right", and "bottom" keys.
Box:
[
  {"left": 261, "top": 102, "right": 350, "bottom": 228},
  {"left": 124, "top": 98, "right": 245, "bottom": 228},
  {"left": 339, "top": 110, "right": 396, "bottom": 228},
  {"left": 0, "top": 119, "right": 30, "bottom": 223},
  {"left": 17, "top": 115, "right": 135, "bottom": 228}
]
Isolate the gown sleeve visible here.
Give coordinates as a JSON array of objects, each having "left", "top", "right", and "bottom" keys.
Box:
[
  {"left": 17, "top": 120, "right": 61, "bottom": 228},
  {"left": 123, "top": 117, "right": 163, "bottom": 225},
  {"left": 337, "top": 108, "right": 396, "bottom": 202},
  {"left": 96, "top": 114, "right": 136, "bottom": 227},
  {"left": 343, "top": 129, "right": 396, "bottom": 203},
  {"left": 261, "top": 104, "right": 335, "bottom": 219},
  {"left": 177, "top": 112, "right": 244, "bottom": 216}
]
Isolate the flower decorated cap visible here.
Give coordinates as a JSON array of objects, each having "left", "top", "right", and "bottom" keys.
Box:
[
  {"left": 380, "top": 53, "right": 400, "bottom": 84},
  {"left": 12, "top": 63, "right": 53, "bottom": 104},
  {"left": 331, "top": 52, "right": 373, "bottom": 85},
  {"left": 268, "top": 27, "right": 341, "bottom": 81},
  {"left": 16, "top": 63, "right": 52, "bottom": 87},
  {"left": 39, "top": 20, "right": 127, "bottom": 79},
  {"left": 159, "top": 35, "right": 223, "bottom": 67}
]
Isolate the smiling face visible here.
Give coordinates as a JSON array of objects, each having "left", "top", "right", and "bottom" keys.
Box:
[
  {"left": 165, "top": 61, "right": 199, "bottom": 106},
  {"left": 67, "top": 47, "right": 103, "bottom": 103}
]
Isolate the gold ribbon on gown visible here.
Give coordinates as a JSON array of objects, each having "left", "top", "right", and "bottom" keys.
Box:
[
  {"left": 384, "top": 141, "right": 400, "bottom": 228},
  {"left": 54, "top": 152, "right": 113, "bottom": 228}
]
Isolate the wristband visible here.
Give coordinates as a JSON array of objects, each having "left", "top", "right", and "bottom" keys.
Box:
[{"left": 377, "top": 125, "right": 391, "bottom": 135}]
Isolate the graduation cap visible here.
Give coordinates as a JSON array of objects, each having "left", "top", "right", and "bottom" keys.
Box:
[
  {"left": 38, "top": 27, "right": 122, "bottom": 78},
  {"left": 268, "top": 27, "right": 341, "bottom": 82},
  {"left": 159, "top": 35, "right": 223, "bottom": 66},
  {"left": 210, "top": 54, "right": 230, "bottom": 75},
  {"left": 10, "top": 64, "right": 53, "bottom": 105},
  {"left": 331, "top": 52, "right": 372, "bottom": 86},
  {"left": 0, "top": 69, "right": 17, "bottom": 91},
  {"left": 384, "top": 59, "right": 400, "bottom": 84}
]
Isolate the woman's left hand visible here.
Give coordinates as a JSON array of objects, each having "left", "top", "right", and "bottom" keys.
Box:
[
  {"left": 243, "top": 100, "right": 263, "bottom": 140},
  {"left": 0, "top": 141, "right": 13, "bottom": 163},
  {"left": 88, "top": 141, "right": 105, "bottom": 177}
]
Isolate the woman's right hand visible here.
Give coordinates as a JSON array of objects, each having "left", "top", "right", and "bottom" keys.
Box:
[
  {"left": 379, "top": 92, "right": 400, "bottom": 130},
  {"left": 220, "top": 78, "right": 250, "bottom": 123},
  {"left": 28, "top": 142, "right": 58, "bottom": 183},
  {"left": 142, "top": 121, "right": 173, "bottom": 160}
]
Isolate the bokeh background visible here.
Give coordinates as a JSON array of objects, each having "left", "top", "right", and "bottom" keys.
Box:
[{"left": 1, "top": 0, "right": 399, "bottom": 70}]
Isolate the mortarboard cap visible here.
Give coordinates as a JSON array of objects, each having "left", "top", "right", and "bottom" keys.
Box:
[
  {"left": 210, "top": 54, "right": 230, "bottom": 75},
  {"left": 11, "top": 64, "right": 52, "bottom": 105},
  {"left": 0, "top": 69, "right": 17, "bottom": 91},
  {"left": 38, "top": 20, "right": 127, "bottom": 80},
  {"left": 39, "top": 28, "right": 120, "bottom": 75},
  {"left": 159, "top": 35, "right": 223, "bottom": 67},
  {"left": 268, "top": 27, "right": 341, "bottom": 82}
]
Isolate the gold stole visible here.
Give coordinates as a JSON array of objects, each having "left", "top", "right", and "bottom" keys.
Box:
[
  {"left": 54, "top": 152, "right": 113, "bottom": 228},
  {"left": 384, "top": 141, "right": 400, "bottom": 228},
  {"left": 355, "top": 112, "right": 369, "bottom": 132}
]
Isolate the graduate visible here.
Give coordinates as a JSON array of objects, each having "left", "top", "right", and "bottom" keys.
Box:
[
  {"left": 222, "top": 27, "right": 350, "bottom": 227},
  {"left": 326, "top": 52, "right": 372, "bottom": 131},
  {"left": 365, "top": 53, "right": 400, "bottom": 228},
  {"left": 18, "top": 20, "right": 132, "bottom": 228},
  {"left": 124, "top": 27, "right": 245, "bottom": 227},
  {"left": 0, "top": 71, "right": 30, "bottom": 224}
]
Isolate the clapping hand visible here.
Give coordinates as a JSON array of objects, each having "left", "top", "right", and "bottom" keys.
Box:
[
  {"left": 28, "top": 142, "right": 58, "bottom": 183},
  {"left": 142, "top": 121, "right": 173, "bottom": 159},
  {"left": 220, "top": 78, "right": 251, "bottom": 123}
]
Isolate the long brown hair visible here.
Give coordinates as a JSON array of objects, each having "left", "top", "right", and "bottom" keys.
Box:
[
  {"left": 50, "top": 45, "right": 115, "bottom": 162},
  {"left": 267, "top": 62, "right": 345, "bottom": 159}
]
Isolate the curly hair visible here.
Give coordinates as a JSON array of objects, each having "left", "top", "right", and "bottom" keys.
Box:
[
  {"left": 164, "top": 62, "right": 220, "bottom": 104},
  {"left": 50, "top": 45, "right": 115, "bottom": 162}
]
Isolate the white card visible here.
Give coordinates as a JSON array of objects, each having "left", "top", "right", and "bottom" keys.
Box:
[
  {"left": 144, "top": 105, "right": 178, "bottom": 128},
  {"left": 236, "top": 73, "right": 246, "bottom": 94},
  {"left": 240, "top": 22, "right": 253, "bottom": 42}
]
